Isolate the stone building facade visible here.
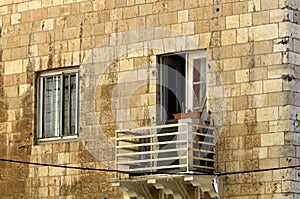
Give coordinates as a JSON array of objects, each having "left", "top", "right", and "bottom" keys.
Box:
[{"left": 0, "top": 0, "right": 300, "bottom": 198}]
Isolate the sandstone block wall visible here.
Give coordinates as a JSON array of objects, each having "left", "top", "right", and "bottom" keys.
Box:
[{"left": 0, "top": 0, "right": 299, "bottom": 198}]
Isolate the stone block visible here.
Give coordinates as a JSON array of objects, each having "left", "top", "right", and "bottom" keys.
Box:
[
  {"left": 199, "top": 32, "right": 211, "bottom": 48},
  {"left": 289, "top": 51, "right": 300, "bottom": 66},
  {"left": 222, "top": 4, "right": 232, "bottom": 17},
  {"left": 225, "top": 84, "right": 241, "bottom": 97},
  {"left": 200, "top": 6, "right": 211, "bottom": 19},
  {"left": 38, "top": 166, "right": 49, "bottom": 177},
  {"left": 207, "top": 85, "right": 225, "bottom": 99},
  {"left": 223, "top": 58, "right": 241, "bottom": 71},
  {"left": 281, "top": 181, "right": 291, "bottom": 192},
  {"left": 225, "top": 161, "right": 240, "bottom": 172},
  {"left": 261, "top": 132, "right": 284, "bottom": 147},
  {"left": 274, "top": 41, "right": 288, "bottom": 52},
  {"left": 236, "top": 69, "right": 249, "bottom": 83},
  {"left": 210, "top": 17, "right": 225, "bottom": 31},
  {"left": 18, "top": 84, "right": 30, "bottom": 96},
  {"left": 0, "top": 6, "right": 8, "bottom": 17},
  {"left": 0, "top": 0, "right": 12, "bottom": 6},
  {"left": 241, "top": 81, "right": 263, "bottom": 95},
  {"left": 226, "top": 15, "right": 239, "bottom": 29},
  {"left": 278, "top": 0, "right": 287, "bottom": 9},
  {"left": 11, "top": 13, "right": 21, "bottom": 25},
  {"left": 241, "top": 183, "right": 265, "bottom": 195},
  {"left": 119, "top": 59, "right": 133, "bottom": 71},
  {"left": 255, "top": 176, "right": 275, "bottom": 192},
  {"left": 237, "top": 28, "right": 248, "bottom": 43},
  {"left": 128, "top": 17, "right": 145, "bottom": 30},
  {"left": 268, "top": 145, "right": 289, "bottom": 158},
  {"left": 4, "top": 60, "right": 23, "bottom": 75},
  {"left": 67, "top": 39, "right": 81, "bottom": 51},
  {"left": 40, "top": 19, "right": 54, "bottom": 31},
  {"left": 104, "top": 21, "right": 113, "bottom": 34},
  {"left": 58, "top": 153, "right": 70, "bottom": 164},
  {"left": 261, "top": 0, "right": 279, "bottom": 10},
  {"left": 248, "top": 94, "right": 269, "bottom": 109},
  {"left": 240, "top": 135, "right": 260, "bottom": 149},
  {"left": 249, "top": 24, "right": 278, "bottom": 41},
  {"left": 263, "top": 79, "right": 282, "bottom": 93},
  {"left": 184, "top": 0, "right": 198, "bottom": 9},
  {"left": 269, "top": 120, "right": 290, "bottom": 132},
  {"left": 222, "top": 71, "right": 235, "bottom": 85},
  {"left": 236, "top": 109, "right": 256, "bottom": 124},
  {"left": 209, "top": 31, "right": 221, "bottom": 47},
  {"left": 233, "top": 1, "right": 248, "bottom": 14},
  {"left": 240, "top": 13, "right": 252, "bottom": 27},
  {"left": 159, "top": 12, "right": 177, "bottom": 26},
  {"left": 259, "top": 158, "right": 279, "bottom": 170},
  {"left": 182, "top": 22, "right": 194, "bottom": 35},
  {"left": 189, "top": 8, "right": 203, "bottom": 21},
  {"left": 178, "top": 10, "right": 188, "bottom": 23},
  {"left": 257, "top": 107, "right": 278, "bottom": 122},
  {"left": 270, "top": 9, "right": 288, "bottom": 22},
  {"left": 261, "top": 53, "right": 282, "bottom": 66},
  {"left": 11, "top": 47, "right": 27, "bottom": 60},
  {"left": 253, "top": 147, "right": 268, "bottom": 159},
  {"left": 98, "top": 10, "right": 110, "bottom": 23},
  {"left": 268, "top": 65, "right": 289, "bottom": 79},
  {"left": 265, "top": 181, "right": 282, "bottom": 193},
  {"left": 221, "top": 29, "right": 236, "bottom": 46},
  {"left": 233, "top": 95, "right": 248, "bottom": 111},
  {"left": 233, "top": 43, "right": 254, "bottom": 57},
  {"left": 63, "top": 27, "right": 80, "bottom": 40},
  {"left": 249, "top": 67, "right": 267, "bottom": 81},
  {"left": 38, "top": 187, "right": 48, "bottom": 197},
  {"left": 240, "top": 159, "right": 259, "bottom": 171},
  {"left": 195, "top": 20, "right": 210, "bottom": 33},
  {"left": 7, "top": 109, "right": 16, "bottom": 121},
  {"left": 17, "top": 2, "right": 29, "bottom": 13},
  {"left": 137, "top": 5, "right": 151, "bottom": 16},
  {"left": 279, "top": 22, "right": 289, "bottom": 37},
  {"left": 253, "top": 11, "right": 270, "bottom": 25}
]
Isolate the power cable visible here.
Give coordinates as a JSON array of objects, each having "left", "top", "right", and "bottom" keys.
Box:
[
  {"left": 215, "top": 163, "right": 300, "bottom": 177},
  {"left": 1, "top": 158, "right": 300, "bottom": 177},
  {"left": 0, "top": 158, "right": 128, "bottom": 174}
]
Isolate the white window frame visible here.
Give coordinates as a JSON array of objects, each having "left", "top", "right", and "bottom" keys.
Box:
[
  {"left": 37, "top": 68, "right": 79, "bottom": 142},
  {"left": 186, "top": 50, "right": 206, "bottom": 112}
]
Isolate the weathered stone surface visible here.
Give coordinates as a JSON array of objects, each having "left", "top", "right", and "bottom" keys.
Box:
[{"left": 1, "top": 0, "right": 300, "bottom": 198}]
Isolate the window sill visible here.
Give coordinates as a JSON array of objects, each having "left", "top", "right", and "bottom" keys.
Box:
[{"left": 36, "top": 135, "right": 79, "bottom": 145}]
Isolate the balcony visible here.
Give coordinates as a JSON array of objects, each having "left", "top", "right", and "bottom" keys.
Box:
[
  {"left": 111, "top": 120, "right": 218, "bottom": 199},
  {"left": 115, "top": 121, "right": 216, "bottom": 175}
]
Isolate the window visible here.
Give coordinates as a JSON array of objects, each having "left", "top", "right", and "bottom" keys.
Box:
[
  {"left": 37, "top": 68, "right": 79, "bottom": 141},
  {"left": 159, "top": 50, "right": 206, "bottom": 120}
]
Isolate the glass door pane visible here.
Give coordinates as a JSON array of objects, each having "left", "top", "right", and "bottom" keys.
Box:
[
  {"left": 192, "top": 58, "right": 206, "bottom": 111},
  {"left": 43, "top": 76, "right": 61, "bottom": 137},
  {"left": 63, "top": 74, "right": 77, "bottom": 136}
]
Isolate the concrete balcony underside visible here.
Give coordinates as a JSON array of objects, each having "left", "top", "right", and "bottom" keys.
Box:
[{"left": 111, "top": 174, "right": 217, "bottom": 199}]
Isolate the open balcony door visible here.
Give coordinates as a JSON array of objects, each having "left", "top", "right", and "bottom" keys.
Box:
[
  {"left": 159, "top": 51, "right": 206, "bottom": 121},
  {"left": 159, "top": 54, "right": 186, "bottom": 121}
]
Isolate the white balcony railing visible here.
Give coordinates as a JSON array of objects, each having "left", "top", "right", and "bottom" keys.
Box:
[{"left": 115, "top": 122, "right": 216, "bottom": 175}]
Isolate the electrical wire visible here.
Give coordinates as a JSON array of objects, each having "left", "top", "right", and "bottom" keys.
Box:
[
  {"left": 215, "top": 163, "right": 300, "bottom": 177},
  {"left": 0, "top": 158, "right": 128, "bottom": 174},
  {"left": 0, "top": 157, "right": 207, "bottom": 175},
  {"left": 1, "top": 158, "right": 300, "bottom": 177}
]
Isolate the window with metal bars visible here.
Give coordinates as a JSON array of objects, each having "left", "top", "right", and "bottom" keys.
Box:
[{"left": 37, "top": 68, "right": 79, "bottom": 141}]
